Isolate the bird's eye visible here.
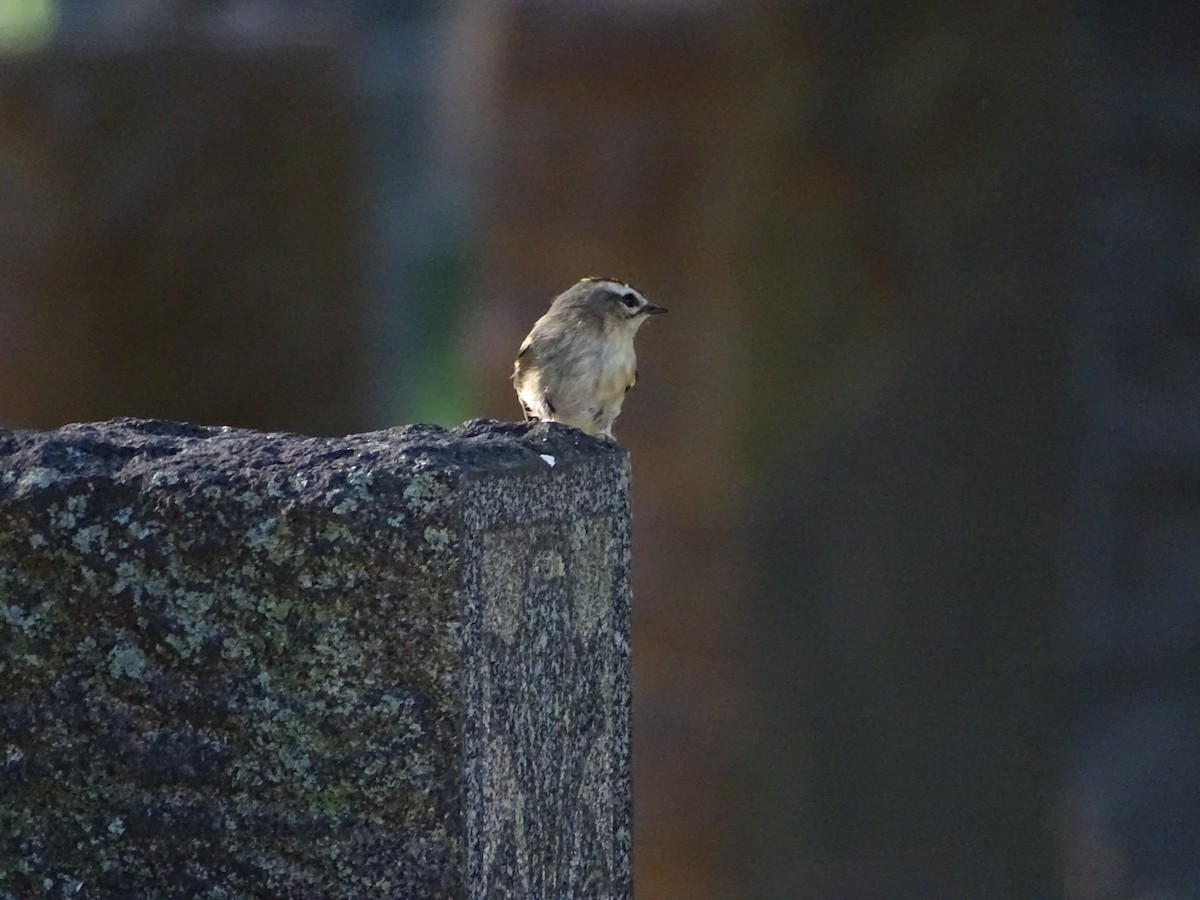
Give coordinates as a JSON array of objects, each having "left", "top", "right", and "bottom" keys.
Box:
[{"left": 621, "top": 294, "right": 639, "bottom": 309}]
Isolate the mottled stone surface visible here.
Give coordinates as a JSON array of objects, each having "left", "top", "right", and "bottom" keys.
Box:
[{"left": 0, "top": 418, "right": 631, "bottom": 899}]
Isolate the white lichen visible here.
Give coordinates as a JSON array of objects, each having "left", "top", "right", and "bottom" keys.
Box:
[
  {"left": 17, "top": 467, "right": 61, "bottom": 490},
  {"left": 71, "top": 524, "right": 109, "bottom": 555},
  {"left": 403, "top": 473, "right": 451, "bottom": 511},
  {"left": 107, "top": 643, "right": 147, "bottom": 680}
]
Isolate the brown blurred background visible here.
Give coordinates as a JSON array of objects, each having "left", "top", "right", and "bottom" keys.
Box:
[{"left": 3, "top": 1, "right": 1199, "bottom": 898}]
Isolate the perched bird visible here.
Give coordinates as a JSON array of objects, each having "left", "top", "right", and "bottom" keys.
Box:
[{"left": 513, "top": 277, "right": 667, "bottom": 439}]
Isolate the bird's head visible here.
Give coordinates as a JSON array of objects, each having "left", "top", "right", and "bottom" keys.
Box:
[{"left": 559, "top": 277, "right": 668, "bottom": 329}]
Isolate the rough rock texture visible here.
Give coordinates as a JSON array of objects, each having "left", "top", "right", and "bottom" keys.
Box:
[{"left": 0, "top": 418, "right": 631, "bottom": 900}]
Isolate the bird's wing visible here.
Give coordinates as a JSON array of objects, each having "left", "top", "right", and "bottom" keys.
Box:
[
  {"left": 513, "top": 336, "right": 556, "bottom": 421},
  {"left": 512, "top": 334, "right": 537, "bottom": 388}
]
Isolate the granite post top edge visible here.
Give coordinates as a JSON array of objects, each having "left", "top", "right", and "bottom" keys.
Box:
[{"left": 0, "top": 417, "right": 627, "bottom": 485}]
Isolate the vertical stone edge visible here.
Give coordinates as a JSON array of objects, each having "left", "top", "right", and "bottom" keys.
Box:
[
  {"left": 614, "top": 458, "right": 633, "bottom": 900},
  {"left": 457, "top": 450, "right": 632, "bottom": 899},
  {"left": 606, "top": 451, "right": 634, "bottom": 900},
  {"left": 614, "top": 452, "right": 633, "bottom": 900}
]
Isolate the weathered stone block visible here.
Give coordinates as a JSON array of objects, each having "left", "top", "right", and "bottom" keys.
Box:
[{"left": 0, "top": 419, "right": 631, "bottom": 899}]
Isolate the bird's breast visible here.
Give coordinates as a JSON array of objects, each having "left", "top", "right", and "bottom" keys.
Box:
[{"left": 592, "top": 337, "right": 636, "bottom": 389}]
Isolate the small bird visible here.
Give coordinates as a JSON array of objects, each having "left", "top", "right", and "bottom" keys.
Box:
[{"left": 513, "top": 277, "right": 667, "bottom": 439}]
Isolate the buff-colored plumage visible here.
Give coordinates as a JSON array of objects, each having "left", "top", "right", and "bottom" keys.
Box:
[{"left": 513, "top": 278, "right": 666, "bottom": 438}]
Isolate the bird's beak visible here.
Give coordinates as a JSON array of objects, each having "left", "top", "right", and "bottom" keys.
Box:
[{"left": 643, "top": 304, "right": 668, "bottom": 315}]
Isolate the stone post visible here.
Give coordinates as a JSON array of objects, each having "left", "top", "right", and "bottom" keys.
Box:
[{"left": 0, "top": 418, "right": 631, "bottom": 899}]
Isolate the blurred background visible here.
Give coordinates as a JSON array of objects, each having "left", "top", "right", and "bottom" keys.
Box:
[{"left": 2, "top": 0, "right": 1198, "bottom": 897}]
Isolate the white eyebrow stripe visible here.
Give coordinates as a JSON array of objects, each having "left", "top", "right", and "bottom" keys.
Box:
[{"left": 582, "top": 276, "right": 634, "bottom": 293}]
